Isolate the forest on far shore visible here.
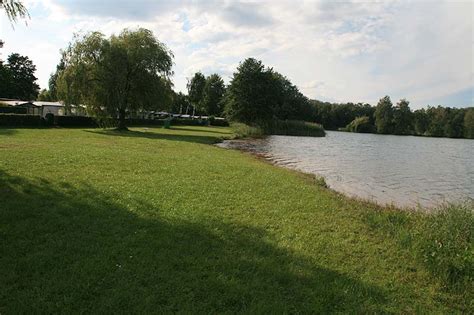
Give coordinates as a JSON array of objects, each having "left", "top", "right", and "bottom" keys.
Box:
[{"left": 310, "top": 97, "right": 474, "bottom": 139}]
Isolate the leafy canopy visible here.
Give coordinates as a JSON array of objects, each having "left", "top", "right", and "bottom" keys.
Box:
[
  {"left": 224, "top": 58, "right": 315, "bottom": 124},
  {"left": 202, "top": 73, "right": 226, "bottom": 116},
  {"left": 0, "top": 53, "right": 39, "bottom": 100},
  {"left": 392, "top": 99, "right": 412, "bottom": 135},
  {"left": 374, "top": 95, "right": 394, "bottom": 134},
  {"left": 345, "top": 116, "right": 375, "bottom": 133},
  {"left": 224, "top": 58, "right": 274, "bottom": 123},
  {"left": 187, "top": 72, "right": 206, "bottom": 112},
  {"left": 57, "top": 28, "right": 174, "bottom": 129}
]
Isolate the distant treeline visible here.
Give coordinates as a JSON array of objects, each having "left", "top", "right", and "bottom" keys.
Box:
[{"left": 311, "top": 97, "right": 474, "bottom": 139}]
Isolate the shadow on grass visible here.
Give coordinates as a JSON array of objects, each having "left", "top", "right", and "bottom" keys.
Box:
[
  {"left": 0, "top": 170, "right": 387, "bottom": 313},
  {"left": 0, "top": 129, "right": 18, "bottom": 136},
  {"left": 85, "top": 129, "right": 225, "bottom": 145}
]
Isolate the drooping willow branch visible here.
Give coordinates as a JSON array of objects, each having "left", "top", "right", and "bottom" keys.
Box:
[{"left": 0, "top": 0, "right": 29, "bottom": 25}]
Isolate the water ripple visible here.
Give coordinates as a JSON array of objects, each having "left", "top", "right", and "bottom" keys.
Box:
[{"left": 218, "top": 131, "right": 474, "bottom": 208}]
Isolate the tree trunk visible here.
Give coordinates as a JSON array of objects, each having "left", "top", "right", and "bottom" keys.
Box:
[{"left": 117, "top": 108, "right": 128, "bottom": 131}]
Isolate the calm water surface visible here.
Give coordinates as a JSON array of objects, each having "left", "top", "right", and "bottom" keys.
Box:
[{"left": 219, "top": 131, "right": 474, "bottom": 208}]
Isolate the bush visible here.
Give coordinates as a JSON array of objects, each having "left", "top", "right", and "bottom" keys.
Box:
[
  {"left": 172, "top": 118, "right": 209, "bottom": 126},
  {"left": 55, "top": 116, "right": 97, "bottom": 127},
  {"left": 124, "top": 118, "right": 212, "bottom": 127},
  {"left": 259, "top": 120, "right": 325, "bottom": 137},
  {"left": 0, "top": 107, "right": 27, "bottom": 114},
  {"left": 345, "top": 116, "right": 376, "bottom": 133},
  {"left": 0, "top": 114, "right": 43, "bottom": 127},
  {"left": 230, "top": 122, "right": 264, "bottom": 138},
  {"left": 414, "top": 203, "right": 473, "bottom": 287},
  {"left": 44, "top": 113, "right": 55, "bottom": 126},
  {"left": 230, "top": 120, "right": 325, "bottom": 138},
  {"left": 0, "top": 115, "right": 225, "bottom": 129},
  {"left": 209, "top": 116, "right": 229, "bottom": 127}
]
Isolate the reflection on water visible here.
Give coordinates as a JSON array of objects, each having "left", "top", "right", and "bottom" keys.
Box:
[{"left": 218, "top": 131, "right": 474, "bottom": 208}]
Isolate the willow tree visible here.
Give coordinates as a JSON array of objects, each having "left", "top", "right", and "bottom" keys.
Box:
[
  {"left": 0, "top": 0, "right": 29, "bottom": 23},
  {"left": 57, "top": 28, "right": 174, "bottom": 130}
]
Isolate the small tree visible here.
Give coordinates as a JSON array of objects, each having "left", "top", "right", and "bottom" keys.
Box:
[
  {"left": 374, "top": 95, "right": 394, "bottom": 134},
  {"left": 0, "top": 61, "right": 12, "bottom": 97},
  {"left": 426, "top": 106, "right": 447, "bottom": 137},
  {"left": 47, "top": 55, "right": 66, "bottom": 101},
  {"left": 202, "top": 73, "right": 226, "bottom": 116},
  {"left": 37, "top": 89, "right": 53, "bottom": 101},
  {"left": 57, "top": 28, "right": 174, "bottom": 130},
  {"left": 187, "top": 72, "right": 206, "bottom": 115},
  {"left": 444, "top": 108, "right": 464, "bottom": 138},
  {"left": 170, "top": 91, "right": 189, "bottom": 114},
  {"left": 345, "top": 116, "right": 375, "bottom": 133},
  {"left": 392, "top": 99, "right": 412, "bottom": 135},
  {"left": 463, "top": 108, "right": 474, "bottom": 139},
  {"left": 413, "top": 108, "right": 429, "bottom": 136}
]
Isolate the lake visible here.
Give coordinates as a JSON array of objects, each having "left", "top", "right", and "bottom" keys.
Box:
[{"left": 218, "top": 131, "right": 474, "bottom": 208}]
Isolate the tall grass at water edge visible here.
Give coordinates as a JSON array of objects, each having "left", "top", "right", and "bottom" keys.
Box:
[{"left": 231, "top": 119, "right": 325, "bottom": 138}]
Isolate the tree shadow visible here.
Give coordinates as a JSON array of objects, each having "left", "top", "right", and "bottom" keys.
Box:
[
  {"left": 85, "top": 129, "right": 226, "bottom": 144},
  {"left": 0, "top": 129, "right": 17, "bottom": 136},
  {"left": 0, "top": 170, "right": 387, "bottom": 313}
]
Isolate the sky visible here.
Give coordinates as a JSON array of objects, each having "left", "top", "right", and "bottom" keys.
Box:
[{"left": 0, "top": 0, "right": 472, "bottom": 109}]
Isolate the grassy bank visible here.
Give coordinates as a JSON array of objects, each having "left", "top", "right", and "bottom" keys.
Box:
[{"left": 0, "top": 126, "right": 472, "bottom": 313}]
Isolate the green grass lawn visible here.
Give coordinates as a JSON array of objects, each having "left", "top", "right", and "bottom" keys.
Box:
[{"left": 0, "top": 126, "right": 471, "bottom": 313}]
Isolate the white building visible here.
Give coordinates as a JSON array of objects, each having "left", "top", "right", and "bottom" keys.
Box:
[{"left": 33, "top": 101, "right": 65, "bottom": 117}]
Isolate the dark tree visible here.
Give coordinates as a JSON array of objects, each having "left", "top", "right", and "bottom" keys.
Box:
[
  {"left": 374, "top": 96, "right": 394, "bottom": 134},
  {"left": 392, "top": 99, "right": 412, "bottom": 135},
  {"left": 463, "top": 108, "right": 474, "bottom": 139},
  {"left": 271, "top": 72, "right": 314, "bottom": 121},
  {"left": 0, "top": 53, "right": 39, "bottom": 99},
  {"left": 37, "top": 89, "right": 53, "bottom": 101},
  {"left": 0, "top": 61, "right": 12, "bottom": 97},
  {"left": 170, "top": 92, "right": 190, "bottom": 114},
  {"left": 224, "top": 58, "right": 276, "bottom": 123},
  {"left": 444, "top": 108, "right": 465, "bottom": 138},
  {"left": 202, "top": 73, "right": 226, "bottom": 116},
  {"left": 224, "top": 58, "right": 315, "bottom": 124},
  {"left": 426, "top": 106, "right": 447, "bottom": 137},
  {"left": 187, "top": 72, "right": 206, "bottom": 114},
  {"left": 311, "top": 100, "right": 374, "bottom": 130},
  {"left": 345, "top": 116, "right": 375, "bottom": 133},
  {"left": 413, "top": 108, "right": 429, "bottom": 135},
  {"left": 47, "top": 55, "right": 66, "bottom": 101}
]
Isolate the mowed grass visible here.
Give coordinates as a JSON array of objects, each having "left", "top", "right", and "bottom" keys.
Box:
[{"left": 0, "top": 126, "right": 471, "bottom": 313}]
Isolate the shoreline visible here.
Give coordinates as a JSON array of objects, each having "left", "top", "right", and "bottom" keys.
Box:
[{"left": 215, "top": 137, "right": 460, "bottom": 212}]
